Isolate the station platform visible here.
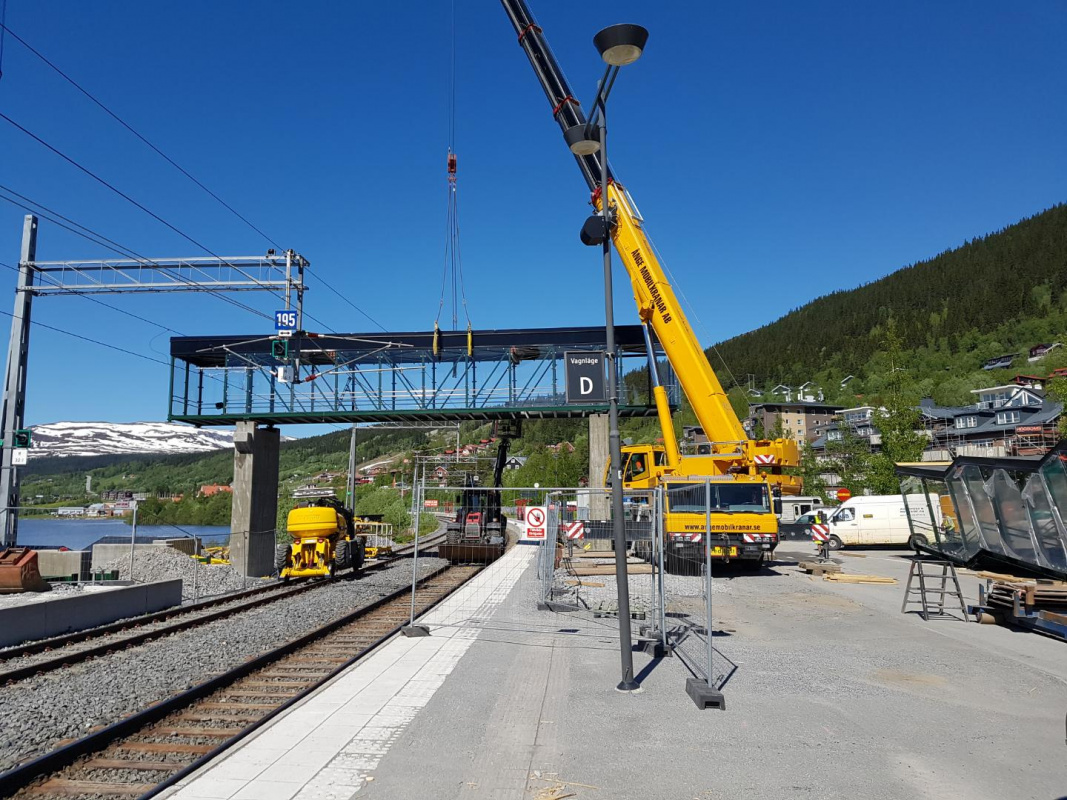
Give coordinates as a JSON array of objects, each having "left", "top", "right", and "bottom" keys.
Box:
[{"left": 163, "top": 543, "right": 1067, "bottom": 800}]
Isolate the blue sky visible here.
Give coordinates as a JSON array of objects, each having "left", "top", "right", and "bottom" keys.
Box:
[{"left": 0, "top": 1, "right": 1064, "bottom": 437}]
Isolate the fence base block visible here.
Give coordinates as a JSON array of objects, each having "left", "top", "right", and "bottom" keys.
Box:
[
  {"left": 638, "top": 639, "right": 672, "bottom": 658},
  {"left": 686, "top": 677, "right": 725, "bottom": 710},
  {"left": 537, "top": 601, "right": 580, "bottom": 612},
  {"left": 401, "top": 624, "right": 431, "bottom": 637}
]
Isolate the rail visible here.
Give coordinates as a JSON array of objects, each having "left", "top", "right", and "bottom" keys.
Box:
[
  {"left": 0, "top": 557, "right": 480, "bottom": 798},
  {"left": 0, "top": 531, "right": 447, "bottom": 684}
]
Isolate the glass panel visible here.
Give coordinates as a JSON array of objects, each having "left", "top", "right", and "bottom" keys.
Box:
[
  {"left": 1040, "top": 454, "right": 1067, "bottom": 519},
  {"left": 962, "top": 465, "right": 1006, "bottom": 556},
  {"left": 947, "top": 467, "right": 983, "bottom": 561},
  {"left": 1023, "top": 473, "right": 1067, "bottom": 572},
  {"left": 988, "top": 469, "right": 1039, "bottom": 564}
]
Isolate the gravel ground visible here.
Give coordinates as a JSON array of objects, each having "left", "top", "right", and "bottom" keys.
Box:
[
  {"left": 0, "top": 556, "right": 447, "bottom": 774},
  {"left": 98, "top": 545, "right": 255, "bottom": 601}
]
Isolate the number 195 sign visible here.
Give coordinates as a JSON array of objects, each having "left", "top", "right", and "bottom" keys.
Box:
[{"left": 274, "top": 310, "right": 297, "bottom": 332}]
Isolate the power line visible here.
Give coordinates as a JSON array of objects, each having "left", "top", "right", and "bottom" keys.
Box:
[
  {"left": 0, "top": 21, "right": 282, "bottom": 251},
  {"left": 305, "top": 270, "right": 386, "bottom": 332},
  {"left": 0, "top": 23, "right": 381, "bottom": 336},
  {"left": 0, "top": 307, "right": 171, "bottom": 368},
  {"left": 0, "top": 187, "right": 272, "bottom": 321},
  {"left": 0, "top": 112, "right": 336, "bottom": 333}
]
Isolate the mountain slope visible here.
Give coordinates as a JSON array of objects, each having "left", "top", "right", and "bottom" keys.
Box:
[
  {"left": 29, "top": 422, "right": 241, "bottom": 458},
  {"left": 713, "top": 203, "right": 1067, "bottom": 386}
]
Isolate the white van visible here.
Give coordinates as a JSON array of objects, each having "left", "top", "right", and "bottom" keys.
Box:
[
  {"left": 823, "top": 494, "right": 941, "bottom": 550},
  {"left": 775, "top": 495, "right": 824, "bottom": 522}
]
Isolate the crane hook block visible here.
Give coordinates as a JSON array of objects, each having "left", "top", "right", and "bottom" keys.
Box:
[{"left": 447, "top": 152, "right": 457, "bottom": 175}]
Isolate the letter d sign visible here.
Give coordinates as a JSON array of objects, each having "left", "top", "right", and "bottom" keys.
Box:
[{"left": 580, "top": 376, "right": 593, "bottom": 396}]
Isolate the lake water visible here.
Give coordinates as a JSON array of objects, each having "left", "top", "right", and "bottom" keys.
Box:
[{"left": 15, "top": 518, "right": 231, "bottom": 551}]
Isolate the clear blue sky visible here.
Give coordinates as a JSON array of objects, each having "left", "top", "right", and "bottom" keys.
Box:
[{"left": 1, "top": 1, "right": 1064, "bottom": 437}]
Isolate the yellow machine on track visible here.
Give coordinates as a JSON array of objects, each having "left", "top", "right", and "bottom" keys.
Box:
[{"left": 276, "top": 493, "right": 365, "bottom": 580}]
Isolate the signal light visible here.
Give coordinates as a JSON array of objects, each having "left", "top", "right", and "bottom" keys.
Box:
[
  {"left": 271, "top": 339, "right": 289, "bottom": 359},
  {"left": 13, "top": 429, "right": 31, "bottom": 448}
]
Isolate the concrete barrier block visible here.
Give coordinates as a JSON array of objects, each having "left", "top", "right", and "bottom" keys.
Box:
[{"left": 0, "top": 579, "right": 183, "bottom": 648}]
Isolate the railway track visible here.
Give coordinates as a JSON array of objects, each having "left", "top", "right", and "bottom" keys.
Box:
[
  {"left": 0, "top": 560, "right": 480, "bottom": 799},
  {"left": 0, "top": 531, "right": 448, "bottom": 686}
]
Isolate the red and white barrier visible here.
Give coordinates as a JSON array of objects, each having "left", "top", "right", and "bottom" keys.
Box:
[
  {"left": 810, "top": 523, "right": 830, "bottom": 542},
  {"left": 561, "top": 522, "right": 585, "bottom": 540}
]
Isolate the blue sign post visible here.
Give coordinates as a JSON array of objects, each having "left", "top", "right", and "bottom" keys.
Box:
[{"left": 274, "top": 309, "right": 297, "bottom": 334}]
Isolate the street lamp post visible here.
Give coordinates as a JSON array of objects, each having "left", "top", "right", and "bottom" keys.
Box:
[{"left": 563, "top": 22, "right": 649, "bottom": 694}]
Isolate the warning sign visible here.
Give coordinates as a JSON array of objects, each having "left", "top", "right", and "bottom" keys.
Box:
[
  {"left": 525, "top": 506, "right": 547, "bottom": 540},
  {"left": 423, "top": 499, "right": 439, "bottom": 508}
]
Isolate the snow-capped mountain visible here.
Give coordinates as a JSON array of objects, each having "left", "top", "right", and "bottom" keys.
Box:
[{"left": 29, "top": 422, "right": 243, "bottom": 458}]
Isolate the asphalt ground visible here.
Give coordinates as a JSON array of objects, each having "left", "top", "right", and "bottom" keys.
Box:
[{"left": 361, "top": 543, "right": 1067, "bottom": 800}]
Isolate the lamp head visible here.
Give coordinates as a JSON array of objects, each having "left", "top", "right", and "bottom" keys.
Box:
[
  {"left": 593, "top": 23, "right": 648, "bottom": 66},
  {"left": 563, "top": 123, "right": 601, "bottom": 156}
]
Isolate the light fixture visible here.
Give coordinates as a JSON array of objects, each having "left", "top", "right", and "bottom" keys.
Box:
[
  {"left": 593, "top": 23, "right": 649, "bottom": 67},
  {"left": 563, "top": 123, "right": 600, "bottom": 156}
]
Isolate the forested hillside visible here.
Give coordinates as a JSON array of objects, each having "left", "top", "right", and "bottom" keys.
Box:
[{"left": 714, "top": 204, "right": 1067, "bottom": 393}]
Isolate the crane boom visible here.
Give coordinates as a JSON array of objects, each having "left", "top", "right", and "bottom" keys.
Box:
[{"left": 500, "top": 0, "right": 790, "bottom": 470}]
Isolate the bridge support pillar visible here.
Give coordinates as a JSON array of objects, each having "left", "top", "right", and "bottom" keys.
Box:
[
  {"left": 589, "top": 413, "right": 610, "bottom": 525},
  {"left": 230, "top": 422, "right": 280, "bottom": 577}
]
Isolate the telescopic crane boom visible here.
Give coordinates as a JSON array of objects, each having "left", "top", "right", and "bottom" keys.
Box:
[{"left": 500, "top": 0, "right": 801, "bottom": 493}]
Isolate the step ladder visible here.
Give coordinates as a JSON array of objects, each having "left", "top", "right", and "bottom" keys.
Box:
[{"left": 901, "top": 559, "right": 968, "bottom": 621}]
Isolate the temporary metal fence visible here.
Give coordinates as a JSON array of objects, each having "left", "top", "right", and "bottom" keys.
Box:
[{"left": 660, "top": 479, "right": 728, "bottom": 709}]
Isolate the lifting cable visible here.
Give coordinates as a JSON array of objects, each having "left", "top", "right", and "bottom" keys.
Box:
[{"left": 434, "top": 0, "right": 472, "bottom": 360}]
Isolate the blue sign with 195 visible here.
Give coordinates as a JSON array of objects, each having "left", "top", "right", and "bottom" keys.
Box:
[{"left": 274, "top": 310, "right": 297, "bottom": 332}]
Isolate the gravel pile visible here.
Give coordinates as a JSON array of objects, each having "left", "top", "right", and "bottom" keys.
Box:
[
  {"left": 0, "top": 556, "right": 447, "bottom": 774},
  {"left": 98, "top": 545, "right": 251, "bottom": 601}
]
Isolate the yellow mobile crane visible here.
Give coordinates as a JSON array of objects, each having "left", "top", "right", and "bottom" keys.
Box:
[{"left": 501, "top": 0, "right": 801, "bottom": 568}]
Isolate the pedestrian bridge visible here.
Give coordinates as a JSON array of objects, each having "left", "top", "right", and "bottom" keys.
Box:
[{"left": 168, "top": 325, "right": 677, "bottom": 426}]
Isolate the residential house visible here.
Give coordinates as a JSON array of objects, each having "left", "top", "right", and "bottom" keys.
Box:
[
  {"left": 921, "top": 385, "right": 1061, "bottom": 458},
  {"left": 504, "top": 456, "right": 528, "bottom": 470},
  {"left": 770, "top": 384, "right": 793, "bottom": 401},
  {"left": 198, "top": 484, "right": 233, "bottom": 497},
  {"left": 1028, "top": 343, "right": 1062, "bottom": 363},
  {"left": 983, "top": 353, "right": 1019, "bottom": 371},
  {"left": 810, "top": 406, "right": 883, "bottom": 453},
  {"left": 746, "top": 401, "right": 844, "bottom": 445}
]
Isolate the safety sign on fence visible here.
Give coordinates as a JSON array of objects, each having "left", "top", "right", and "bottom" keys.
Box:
[
  {"left": 423, "top": 499, "right": 439, "bottom": 508},
  {"left": 561, "top": 521, "right": 584, "bottom": 540},
  {"left": 525, "top": 506, "right": 547, "bottom": 540}
]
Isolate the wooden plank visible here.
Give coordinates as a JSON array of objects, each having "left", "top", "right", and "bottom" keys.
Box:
[
  {"left": 31, "top": 779, "right": 153, "bottom": 796},
  {"left": 174, "top": 710, "right": 260, "bottom": 721},
  {"left": 196, "top": 702, "right": 276, "bottom": 710},
  {"left": 118, "top": 742, "right": 214, "bottom": 754},
  {"left": 241, "top": 679, "right": 317, "bottom": 687},
  {"left": 824, "top": 574, "right": 897, "bottom": 584},
  {"left": 85, "top": 758, "right": 184, "bottom": 771},
  {"left": 151, "top": 726, "right": 244, "bottom": 737},
  {"left": 216, "top": 690, "right": 294, "bottom": 699},
  {"left": 564, "top": 580, "right": 605, "bottom": 587},
  {"left": 568, "top": 565, "right": 653, "bottom": 576}
]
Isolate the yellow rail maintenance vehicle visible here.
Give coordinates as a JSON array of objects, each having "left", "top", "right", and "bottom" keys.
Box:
[{"left": 276, "top": 489, "right": 365, "bottom": 580}]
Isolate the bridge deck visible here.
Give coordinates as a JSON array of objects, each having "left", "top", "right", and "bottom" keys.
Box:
[{"left": 168, "top": 325, "right": 677, "bottom": 425}]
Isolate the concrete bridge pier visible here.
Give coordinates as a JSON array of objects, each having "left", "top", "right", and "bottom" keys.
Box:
[
  {"left": 589, "top": 413, "right": 610, "bottom": 521},
  {"left": 229, "top": 421, "right": 280, "bottom": 577}
]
